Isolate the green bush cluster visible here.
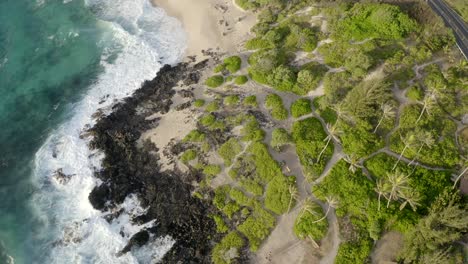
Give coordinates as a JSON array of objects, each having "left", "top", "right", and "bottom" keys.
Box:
[
  {"left": 183, "top": 130, "right": 206, "bottom": 143},
  {"left": 193, "top": 99, "right": 205, "bottom": 107},
  {"left": 212, "top": 214, "right": 229, "bottom": 233},
  {"left": 211, "top": 231, "right": 245, "bottom": 264},
  {"left": 214, "top": 186, "right": 242, "bottom": 219},
  {"left": 180, "top": 149, "right": 197, "bottom": 163},
  {"left": 292, "top": 118, "right": 333, "bottom": 179},
  {"left": 294, "top": 206, "right": 328, "bottom": 241},
  {"left": 265, "top": 175, "right": 295, "bottom": 214},
  {"left": 224, "top": 56, "right": 242, "bottom": 73},
  {"left": 237, "top": 204, "right": 276, "bottom": 252},
  {"left": 243, "top": 95, "right": 258, "bottom": 108},
  {"left": 239, "top": 179, "right": 264, "bottom": 196},
  {"left": 203, "top": 164, "right": 222, "bottom": 176},
  {"left": 200, "top": 114, "right": 226, "bottom": 131},
  {"left": 270, "top": 127, "right": 291, "bottom": 151},
  {"left": 290, "top": 98, "right": 312, "bottom": 118},
  {"left": 223, "top": 95, "right": 240, "bottom": 107},
  {"left": 265, "top": 93, "right": 288, "bottom": 120},
  {"left": 332, "top": 3, "right": 417, "bottom": 41},
  {"left": 205, "top": 75, "right": 225, "bottom": 88},
  {"left": 234, "top": 75, "right": 248, "bottom": 85},
  {"left": 241, "top": 117, "right": 265, "bottom": 142},
  {"left": 206, "top": 100, "right": 220, "bottom": 112},
  {"left": 218, "top": 138, "right": 242, "bottom": 166}
]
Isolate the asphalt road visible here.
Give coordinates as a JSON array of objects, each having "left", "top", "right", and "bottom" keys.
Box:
[{"left": 428, "top": 0, "right": 468, "bottom": 59}]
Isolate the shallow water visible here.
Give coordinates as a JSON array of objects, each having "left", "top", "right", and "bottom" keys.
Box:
[{"left": 0, "top": 0, "right": 185, "bottom": 262}]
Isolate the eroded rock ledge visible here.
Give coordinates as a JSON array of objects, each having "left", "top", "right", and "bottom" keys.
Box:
[{"left": 87, "top": 61, "right": 217, "bottom": 263}]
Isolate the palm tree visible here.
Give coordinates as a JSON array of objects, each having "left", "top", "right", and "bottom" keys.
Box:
[
  {"left": 452, "top": 157, "right": 468, "bottom": 189},
  {"left": 331, "top": 103, "right": 354, "bottom": 125},
  {"left": 375, "top": 178, "right": 391, "bottom": 211},
  {"left": 317, "top": 123, "right": 341, "bottom": 162},
  {"left": 298, "top": 198, "right": 320, "bottom": 218},
  {"left": 386, "top": 170, "right": 411, "bottom": 208},
  {"left": 399, "top": 189, "right": 421, "bottom": 211},
  {"left": 287, "top": 185, "right": 299, "bottom": 213},
  {"left": 373, "top": 103, "right": 396, "bottom": 133},
  {"left": 311, "top": 196, "right": 338, "bottom": 223},
  {"left": 344, "top": 154, "right": 362, "bottom": 174},
  {"left": 408, "top": 131, "right": 435, "bottom": 166},
  {"left": 416, "top": 92, "right": 437, "bottom": 123},
  {"left": 392, "top": 133, "right": 417, "bottom": 170}
]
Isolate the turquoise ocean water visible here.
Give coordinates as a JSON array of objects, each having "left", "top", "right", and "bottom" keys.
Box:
[{"left": 0, "top": 0, "right": 185, "bottom": 263}]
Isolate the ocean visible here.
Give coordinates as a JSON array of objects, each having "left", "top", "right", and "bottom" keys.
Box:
[{"left": 0, "top": 0, "right": 186, "bottom": 263}]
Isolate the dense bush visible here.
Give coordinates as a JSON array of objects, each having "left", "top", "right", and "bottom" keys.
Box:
[
  {"left": 248, "top": 49, "right": 287, "bottom": 84},
  {"left": 265, "top": 175, "right": 295, "bottom": 214},
  {"left": 243, "top": 95, "right": 258, "bottom": 108},
  {"left": 206, "top": 100, "right": 220, "bottom": 112},
  {"left": 181, "top": 149, "right": 197, "bottom": 163},
  {"left": 270, "top": 127, "right": 291, "bottom": 151},
  {"left": 206, "top": 75, "right": 225, "bottom": 88},
  {"left": 212, "top": 214, "right": 229, "bottom": 233},
  {"left": 218, "top": 138, "right": 242, "bottom": 166},
  {"left": 265, "top": 93, "right": 288, "bottom": 120},
  {"left": 294, "top": 206, "right": 328, "bottom": 241},
  {"left": 234, "top": 75, "right": 249, "bottom": 85},
  {"left": 333, "top": 3, "right": 417, "bottom": 41},
  {"left": 183, "top": 130, "right": 206, "bottom": 142},
  {"left": 211, "top": 231, "right": 245, "bottom": 264},
  {"left": 200, "top": 114, "right": 226, "bottom": 131},
  {"left": 241, "top": 117, "right": 265, "bottom": 142},
  {"left": 290, "top": 98, "right": 312, "bottom": 118},
  {"left": 237, "top": 204, "right": 276, "bottom": 252},
  {"left": 224, "top": 95, "right": 240, "bottom": 106},
  {"left": 292, "top": 118, "right": 332, "bottom": 179},
  {"left": 224, "top": 56, "right": 242, "bottom": 73},
  {"left": 247, "top": 142, "right": 283, "bottom": 183},
  {"left": 203, "top": 164, "right": 222, "bottom": 176},
  {"left": 193, "top": 99, "right": 205, "bottom": 107}
]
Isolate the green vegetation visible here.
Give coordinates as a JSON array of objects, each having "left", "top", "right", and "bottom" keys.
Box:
[
  {"left": 270, "top": 127, "right": 291, "bottom": 151},
  {"left": 212, "top": 214, "right": 229, "bottom": 233},
  {"left": 237, "top": 204, "right": 276, "bottom": 252},
  {"left": 242, "top": 95, "right": 258, "bottom": 108},
  {"left": 224, "top": 56, "right": 242, "bottom": 73},
  {"left": 292, "top": 118, "right": 333, "bottom": 179},
  {"left": 193, "top": 99, "right": 205, "bottom": 107},
  {"left": 224, "top": 95, "right": 240, "bottom": 107},
  {"left": 265, "top": 175, "right": 295, "bottom": 214},
  {"left": 241, "top": 117, "right": 265, "bottom": 142},
  {"left": 234, "top": 75, "right": 248, "bottom": 85},
  {"left": 200, "top": 114, "right": 226, "bottom": 131},
  {"left": 181, "top": 149, "right": 197, "bottom": 163},
  {"left": 203, "top": 164, "right": 222, "bottom": 176},
  {"left": 218, "top": 138, "right": 242, "bottom": 166},
  {"left": 206, "top": 100, "right": 220, "bottom": 112},
  {"left": 212, "top": 231, "right": 245, "bottom": 264},
  {"left": 265, "top": 93, "right": 288, "bottom": 120},
  {"left": 290, "top": 98, "right": 312, "bottom": 118},
  {"left": 183, "top": 130, "right": 206, "bottom": 143},
  {"left": 294, "top": 200, "right": 328, "bottom": 243},
  {"left": 333, "top": 3, "right": 417, "bottom": 41},
  {"left": 205, "top": 75, "right": 225, "bottom": 88}
]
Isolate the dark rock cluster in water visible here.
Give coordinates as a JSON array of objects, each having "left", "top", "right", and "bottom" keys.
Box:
[{"left": 88, "top": 61, "right": 217, "bottom": 263}]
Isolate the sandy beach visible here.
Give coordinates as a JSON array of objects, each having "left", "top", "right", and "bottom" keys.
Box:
[{"left": 152, "top": 0, "right": 256, "bottom": 57}]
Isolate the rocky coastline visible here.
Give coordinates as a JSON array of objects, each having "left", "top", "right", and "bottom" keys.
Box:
[{"left": 87, "top": 60, "right": 219, "bottom": 263}]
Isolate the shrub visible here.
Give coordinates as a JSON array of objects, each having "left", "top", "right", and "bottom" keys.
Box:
[
  {"left": 229, "top": 188, "right": 253, "bottom": 207},
  {"left": 292, "top": 118, "right": 332, "bottom": 178},
  {"left": 241, "top": 118, "right": 265, "bottom": 142},
  {"left": 265, "top": 175, "right": 295, "bottom": 215},
  {"left": 290, "top": 98, "right": 312, "bottom": 118},
  {"left": 294, "top": 206, "right": 328, "bottom": 240},
  {"left": 224, "top": 95, "right": 240, "bottom": 106},
  {"left": 218, "top": 138, "right": 242, "bottom": 166},
  {"left": 265, "top": 93, "right": 288, "bottom": 120},
  {"left": 206, "top": 101, "right": 220, "bottom": 112},
  {"left": 267, "top": 65, "right": 297, "bottom": 92},
  {"left": 224, "top": 56, "right": 242, "bottom": 73},
  {"left": 206, "top": 75, "right": 225, "bottom": 88},
  {"left": 211, "top": 231, "right": 245, "bottom": 264},
  {"left": 203, "top": 164, "right": 222, "bottom": 176},
  {"left": 181, "top": 149, "right": 197, "bottom": 163},
  {"left": 406, "top": 85, "right": 423, "bottom": 101},
  {"left": 234, "top": 75, "right": 249, "bottom": 85},
  {"left": 245, "top": 37, "right": 273, "bottom": 50},
  {"left": 183, "top": 130, "right": 206, "bottom": 142},
  {"left": 200, "top": 114, "right": 226, "bottom": 131},
  {"left": 237, "top": 204, "right": 276, "bottom": 252},
  {"left": 270, "top": 128, "right": 291, "bottom": 151},
  {"left": 247, "top": 142, "right": 283, "bottom": 183},
  {"left": 213, "top": 215, "right": 229, "bottom": 233},
  {"left": 214, "top": 64, "right": 225, "bottom": 73},
  {"left": 243, "top": 95, "right": 258, "bottom": 108},
  {"left": 193, "top": 99, "right": 205, "bottom": 107},
  {"left": 239, "top": 179, "right": 264, "bottom": 196}
]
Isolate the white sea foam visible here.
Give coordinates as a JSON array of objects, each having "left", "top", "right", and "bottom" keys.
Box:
[{"left": 31, "top": 0, "right": 186, "bottom": 263}]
